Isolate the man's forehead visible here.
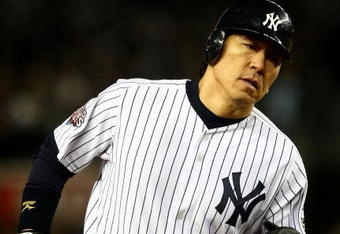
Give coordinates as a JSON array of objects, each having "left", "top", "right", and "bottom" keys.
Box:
[{"left": 228, "top": 33, "right": 285, "bottom": 56}]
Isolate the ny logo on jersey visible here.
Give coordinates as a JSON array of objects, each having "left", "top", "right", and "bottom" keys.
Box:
[
  {"left": 262, "top": 12, "right": 282, "bottom": 31},
  {"left": 215, "top": 172, "right": 266, "bottom": 227}
]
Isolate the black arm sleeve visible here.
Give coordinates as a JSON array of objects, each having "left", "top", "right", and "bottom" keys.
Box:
[{"left": 18, "top": 132, "right": 74, "bottom": 234}]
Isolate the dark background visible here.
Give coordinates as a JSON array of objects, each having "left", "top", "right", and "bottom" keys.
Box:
[{"left": 0, "top": 0, "right": 339, "bottom": 233}]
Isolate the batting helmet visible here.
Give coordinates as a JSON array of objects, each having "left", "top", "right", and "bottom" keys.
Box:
[{"left": 205, "top": 0, "right": 294, "bottom": 65}]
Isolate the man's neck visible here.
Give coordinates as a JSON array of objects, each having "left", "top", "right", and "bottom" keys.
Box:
[{"left": 198, "top": 75, "right": 254, "bottom": 119}]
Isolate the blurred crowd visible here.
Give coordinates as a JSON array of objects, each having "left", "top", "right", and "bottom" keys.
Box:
[{"left": 0, "top": 0, "right": 339, "bottom": 233}]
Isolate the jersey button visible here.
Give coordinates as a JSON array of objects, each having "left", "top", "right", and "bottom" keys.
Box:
[
  {"left": 177, "top": 209, "right": 186, "bottom": 220},
  {"left": 196, "top": 153, "right": 204, "bottom": 161},
  {"left": 202, "top": 135, "right": 209, "bottom": 141}
]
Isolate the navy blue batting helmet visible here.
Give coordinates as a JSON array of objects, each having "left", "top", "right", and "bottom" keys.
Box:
[{"left": 205, "top": 0, "right": 294, "bottom": 65}]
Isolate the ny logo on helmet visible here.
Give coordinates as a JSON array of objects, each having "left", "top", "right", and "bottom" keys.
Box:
[{"left": 262, "top": 12, "right": 282, "bottom": 31}]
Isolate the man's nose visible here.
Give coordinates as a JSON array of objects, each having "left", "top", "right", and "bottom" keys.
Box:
[{"left": 250, "top": 50, "right": 266, "bottom": 75}]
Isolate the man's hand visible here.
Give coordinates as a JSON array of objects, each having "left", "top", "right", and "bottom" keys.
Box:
[{"left": 264, "top": 221, "right": 300, "bottom": 234}]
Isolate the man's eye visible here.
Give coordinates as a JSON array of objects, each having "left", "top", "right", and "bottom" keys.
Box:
[
  {"left": 267, "top": 53, "right": 283, "bottom": 66},
  {"left": 243, "top": 43, "right": 256, "bottom": 50}
]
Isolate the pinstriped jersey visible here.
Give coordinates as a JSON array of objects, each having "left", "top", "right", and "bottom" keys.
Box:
[{"left": 54, "top": 78, "right": 307, "bottom": 234}]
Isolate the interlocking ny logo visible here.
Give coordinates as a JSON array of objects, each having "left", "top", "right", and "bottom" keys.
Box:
[
  {"left": 215, "top": 172, "right": 266, "bottom": 227},
  {"left": 262, "top": 12, "right": 282, "bottom": 31}
]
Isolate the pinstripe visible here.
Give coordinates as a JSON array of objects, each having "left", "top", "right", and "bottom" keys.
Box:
[
  {"left": 204, "top": 124, "right": 239, "bottom": 234},
  {"left": 85, "top": 195, "right": 99, "bottom": 222},
  {"left": 296, "top": 162, "right": 307, "bottom": 180},
  {"left": 105, "top": 90, "right": 128, "bottom": 233},
  {"left": 263, "top": 139, "right": 288, "bottom": 196},
  {"left": 163, "top": 114, "right": 199, "bottom": 234},
  {"left": 296, "top": 192, "right": 304, "bottom": 230},
  {"left": 263, "top": 133, "right": 279, "bottom": 183},
  {"left": 154, "top": 106, "right": 194, "bottom": 232},
  {"left": 72, "top": 137, "right": 112, "bottom": 169},
  {"left": 64, "top": 128, "right": 113, "bottom": 166},
  {"left": 195, "top": 123, "right": 241, "bottom": 233},
  {"left": 280, "top": 189, "right": 290, "bottom": 227},
  {"left": 214, "top": 119, "right": 250, "bottom": 233},
  {"left": 125, "top": 88, "right": 167, "bottom": 233},
  {"left": 292, "top": 171, "right": 303, "bottom": 189},
  {"left": 99, "top": 158, "right": 117, "bottom": 232},
  {"left": 235, "top": 125, "right": 271, "bottom": 230},
  {"left": 85, "top": 217, "right": 97, "bottom": 234},
  {"left": 178, "top": 129, "right": 217, "bottom": 234},
  {"left": 128, "top": 90, "right": 169, "bottom": 233},
  {"left": 239, "top": 117, "right": 257, "bottom": 171},
  {"left": 86, "top": 161, "right": 113, "bottom": 233},
  {"left": 186, "top": 129, "right": 222, "bottom": 233},
  {"left": 116, "top": 86, "right": 148, "bottom": 234},
  {"left": 122, "top": 87, "right": 161, "bottom": 233},
  {"left": 241, "top": 120, "right": 263, "bottom": 195},
  {"left": 223, "top": 117, "right": 258, "bottom": 234},
  {"left": 176, "top": 141, "right": 203, "bottom": 233},
  {"left": 59, "top": 125, "right": 74, "bottom": 150},
  {"left": 102, "top": 87, "right": 138, "bottom": 231},
  {"left": 68, "top": 116, "right": 117, "bottom": 145},
  {"left": 99, "top": 86, "right": 131, "bottom": 95},
  {"left": 55, "top": 123, "right": 71, "bottom": 144},
  {"left": 239, "top": 132, "right": 279, "bottom": 230},
  {"left": 269, "top": 208, "right": 274, "bottom": 222},
  {"left": 88, "top": 106, "right": 118, "bottom": 121},
  {"left": 242, "top": 143, "right": 293, "bottom": 233},
  {"left": 184, "top": 130, "right": 218, "bottom": 233},
  {"left": 273, "top": 198, "right": 283, "bottom": 226},
  {"left": 251, "top": 127, "right": 271, "bottom": 191},
  {"left": 96, "top": 95, "right": 121, "bottom": 107},
  {"left": 145, "top": 94, "right": 189, "bottom": 233},
  {"left": 135, "top": 89, "right": 180, "bottom": 233},
  {"left": 291, "top": 185, "right": 297, "bottom": 229}
]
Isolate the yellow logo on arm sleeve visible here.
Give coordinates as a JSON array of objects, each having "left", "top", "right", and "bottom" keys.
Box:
[{"left": 21, "top": 201, "right": 36, "bottom": 212}]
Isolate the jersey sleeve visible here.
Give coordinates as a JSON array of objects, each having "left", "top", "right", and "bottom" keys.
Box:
[
  {"left": 265, "top": 148, "right": 308, "bottom": 233},
  {"left": 54, "top": 83, "right": 123, "bottom": 173}
]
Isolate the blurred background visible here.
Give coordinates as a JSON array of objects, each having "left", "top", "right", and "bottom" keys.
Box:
[{"left": 0, "top": 0, "right": 339, "bottom": 233}]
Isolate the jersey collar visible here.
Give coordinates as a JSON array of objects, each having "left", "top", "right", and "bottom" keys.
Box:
[{"left": 186, "top": 80, "right": 245, "bottom": 129}]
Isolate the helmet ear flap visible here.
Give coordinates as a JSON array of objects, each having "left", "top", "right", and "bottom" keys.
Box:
[{"left": 205, "top": 29, "right": 226, "bottom": 65}]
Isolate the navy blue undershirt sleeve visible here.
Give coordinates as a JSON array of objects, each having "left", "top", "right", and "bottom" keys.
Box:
[
  {"left": 18, "top": 132, "right": 74, "bottom": 233},
  {"left": 25, "top": 132, "right": 74, "bottom": 193}
]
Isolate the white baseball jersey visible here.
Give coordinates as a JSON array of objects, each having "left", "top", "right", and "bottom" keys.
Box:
[{"left": 54, "top": 78, "right": 307, "bottom": 234}]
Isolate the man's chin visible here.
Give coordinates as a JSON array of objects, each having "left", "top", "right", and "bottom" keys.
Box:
[{"left": 233, "top": 92, "right": 258, "bottom": 106}]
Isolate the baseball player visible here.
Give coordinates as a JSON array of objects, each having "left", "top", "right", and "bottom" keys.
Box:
[{"left": 18, "top": 0, "right": 307, "bottom": 233}]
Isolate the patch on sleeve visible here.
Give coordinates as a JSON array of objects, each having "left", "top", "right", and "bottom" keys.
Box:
[
  {"left": 68, "top": 106, "right": 87, "bottom": 127},
  {"left": 21, "top": 200, "right": 36, "bottom": 213}
]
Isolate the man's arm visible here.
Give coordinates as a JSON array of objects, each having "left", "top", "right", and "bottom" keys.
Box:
[
  {"left": 18, "top": 81, "right": 121, "bottom": 233},
  {"left": 18, "top": 132, "right": 74, "bottom": 234}
]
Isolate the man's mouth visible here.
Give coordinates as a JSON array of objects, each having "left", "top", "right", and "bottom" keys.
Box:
[{"left": 240, "top": 78, "right": 259, "bottom": 90}]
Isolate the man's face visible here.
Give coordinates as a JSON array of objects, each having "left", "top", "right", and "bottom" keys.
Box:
[{"left": 211, "top": 33, "right": 283, "bottom": 105}]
